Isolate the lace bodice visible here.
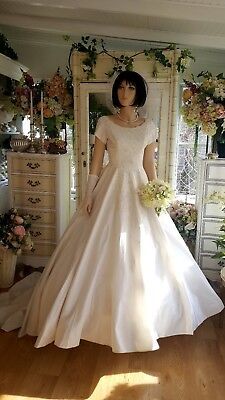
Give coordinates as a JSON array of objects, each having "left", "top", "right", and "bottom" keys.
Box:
[{"left": 95, "top": 116, "right": 158, "bottom": 170}]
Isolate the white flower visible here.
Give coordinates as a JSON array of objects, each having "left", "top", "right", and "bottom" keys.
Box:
[
  {"left": 185, "top": 222, "right": 196, "bottom": 231},
  {"left": 138, "top": 179, "right": 174, "bottom": 213}
]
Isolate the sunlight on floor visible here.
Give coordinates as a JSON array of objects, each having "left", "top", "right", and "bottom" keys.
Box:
[
  {"left": 87, "top": 371, "right": 160, "bottom": 400},
  {"left": 0, "top": 371, "right": 160, "bottom": 400}
]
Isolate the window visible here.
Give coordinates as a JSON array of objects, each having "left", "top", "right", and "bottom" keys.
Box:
[{"left": 175, "top": 88, "right": 208, "bottom": 203}]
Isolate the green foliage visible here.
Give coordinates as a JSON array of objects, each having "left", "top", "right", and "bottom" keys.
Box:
[
  {"left": 212, "top": 218, "right": 225, "bottom": 267},
  {"left": 69, "top": 36, "right": 194, "bottom": 80},
  {"left": 89, "top": 94, "right": 111, "bottom": 134},
  {"left": 71, "top": 36, "right": 98, "bottom": 79},
  {"left": 206, "top": 196, "right": 225, "bottom": 267},
  {"left": 176, "top": 49, "right": 195, "bottom": 73},
  {"left": 0, "top": 33, "right": 18, "bottom": 60}
]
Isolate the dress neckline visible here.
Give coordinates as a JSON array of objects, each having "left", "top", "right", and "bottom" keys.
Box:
[{"left": 106, "top": 116, "right": 147, "bottom": 130}]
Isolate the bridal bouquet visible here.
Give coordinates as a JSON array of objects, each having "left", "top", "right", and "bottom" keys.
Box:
[{"left": 138, "top": 179, "right": 174, "bottom": 215}]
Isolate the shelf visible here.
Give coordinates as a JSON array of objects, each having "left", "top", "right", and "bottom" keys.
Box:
[{"left": 0, "top": 53, "right": 28, "bottom": 81}]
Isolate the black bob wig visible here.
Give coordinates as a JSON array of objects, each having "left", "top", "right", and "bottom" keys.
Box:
[{"left": 112, "top": 70, "right": 148, "bottom": 108}]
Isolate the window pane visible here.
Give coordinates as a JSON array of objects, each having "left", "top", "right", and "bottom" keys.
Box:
[{"left": 176, "top": 115, "right": 207, "bottom": 203}]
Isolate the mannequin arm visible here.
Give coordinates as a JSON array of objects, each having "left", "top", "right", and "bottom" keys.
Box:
[
  {"left": 143, "top": 142, "right": 157, "bottom": 181},
  {"left": 89, "top": 137, "right": 106, "bottom": 176},
  {"left": 81, "top": 137, "right": 106, "bottom": 215}
]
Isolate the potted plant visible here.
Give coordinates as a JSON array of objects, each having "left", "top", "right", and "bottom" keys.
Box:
[{"left": 0, "top": 208, "right": 34, "bottom": 288}]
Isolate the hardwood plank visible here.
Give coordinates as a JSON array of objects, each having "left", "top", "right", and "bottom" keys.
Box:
[{"left": 0, "top": 316, "right": 224, "bottom": 400}]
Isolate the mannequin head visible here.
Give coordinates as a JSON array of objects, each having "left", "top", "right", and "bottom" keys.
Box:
[{"left": 112, "top": 70, "right": 148, "bottom": 108}]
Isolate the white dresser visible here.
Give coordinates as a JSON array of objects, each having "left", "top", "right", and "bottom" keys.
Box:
[
  {"left": 195, "top": 158, "right": 225, "bottom": 281},
  {"left": 7, "top": 152, "right": 71, "bottom": 267}
]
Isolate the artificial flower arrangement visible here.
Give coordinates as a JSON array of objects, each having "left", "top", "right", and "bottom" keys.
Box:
[
  {"left": 36, "top": 69, "right": 74, "bottom": 137},
  {"left": 167, "top": 200, "right": 197, "bottom": 243},
  {"left": 0, "top": 208, "right": 34, "bottom": 255},
  {"left": 205, "top": 191, "right": 225, "bottom": 267},
  {"left": 1, "top": 68, "right": 74, "bottom": 139},
  {"left": 181, "top": 71, "right": 225, "bottom": 139},
  {"left": 138, "top": 179, "right": 174, "bottom": 215}
]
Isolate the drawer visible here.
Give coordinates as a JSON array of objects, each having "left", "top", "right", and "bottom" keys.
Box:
[
  {"left": 199, "top": 254, "right": 221, "bottom": 281},
  {"left": 203, "top": 202, "right": 225, "bottom": 219},
  {"left": 206, "top": 162, "right": 225, "bottom": 181},
  {"left": 11, "top": 175, "right": 56, "bottom": 193},
  {"left": 30, "top": 226, "right": 56, "bottom": 242},
  {"left": 25, "top": 242, "right": 56, "bottom": 257},
  {"left": 11, "top": 157, "right": 56, "bottom": 174},
  {"left": 18, "top": 209, "right": 56, "bottom": 225},
  {"left": 13, "top": 192, "right": 55, "bottom": 209},
  {"left": 200, "top": 237, "right": 219, "bottom": 253},
  {"left": 204, "top": 182, "right": 225, "bottom": 198},
  {"left": 202, "top": 219, "right": 223, "bottom": 236}
]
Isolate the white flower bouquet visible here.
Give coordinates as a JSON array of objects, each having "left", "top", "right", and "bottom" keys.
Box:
[{"left": 138, "top": 179, "right": 174, "bottom": 215}]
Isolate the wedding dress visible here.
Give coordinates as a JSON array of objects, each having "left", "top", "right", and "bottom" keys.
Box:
[{"left": 0, "top": 116, "right": 224, "bottom": 353}]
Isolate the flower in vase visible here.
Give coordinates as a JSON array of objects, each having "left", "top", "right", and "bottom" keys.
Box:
[
  {"left": 14, "top": 215, "right": 24, "bottom": 224},
  {"left": 13, "top": 225, "right": 26, "bottom": 237},
  {"left": 1, "top": 68, "right": 74, "bottom": 138},
  {"left": 168, "top": 201, "right": 197, "bottom": 243},
  {"left": 0, "top": 208, "right": 34, "bottom": 255},
  {"left": 181, "top": 71, "right": 225, "bottom": 137}
]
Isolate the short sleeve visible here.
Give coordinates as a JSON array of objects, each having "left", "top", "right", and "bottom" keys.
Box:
[
  {"left": 145, "top": 120, "right": 158, "bottom": 146},
  {"left": 94, "top": 116, "right": 107, "bottom": 145}
]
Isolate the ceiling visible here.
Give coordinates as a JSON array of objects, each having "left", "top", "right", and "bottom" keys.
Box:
[{"left": 1, "top": 0, "right": 225, "bottom": 50}]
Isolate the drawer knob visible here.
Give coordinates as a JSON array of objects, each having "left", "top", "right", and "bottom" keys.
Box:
[
  {"left": 30, "top": 231, "right": 41, "bottom": 237},
  {"left": 28, "top": 197, "right": 41, "bottom": 204},
  {"left": 27, "top": 179, "right": 41, "bottom": 187},
  {"left": 30, "top": 214, "right": 41, "bottom": 221},
  {"left": 26, "top": 162, "right": 40, "bottom": 169}
]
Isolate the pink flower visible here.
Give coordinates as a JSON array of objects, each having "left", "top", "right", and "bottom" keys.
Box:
[
  {"left": 13, "top": 225, "right": 26, "bottom": 237},
  {"left": 14, "top": 216, "right": 24, "bottom": 224}
]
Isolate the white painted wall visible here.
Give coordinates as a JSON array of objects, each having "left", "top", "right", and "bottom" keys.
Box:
[{"left": 0, "top": 26, "right": 71, "bottom": 79}]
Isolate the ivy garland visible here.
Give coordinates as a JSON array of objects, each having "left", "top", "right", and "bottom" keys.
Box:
[{"left": 67, "top": 36, "right": 195, "bottom": 80}]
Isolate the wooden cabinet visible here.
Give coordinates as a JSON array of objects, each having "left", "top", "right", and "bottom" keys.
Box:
[
  {"left": 195, "top": 159, "right": 225, "bottom": 281},
  {"left": 7, "top": 152, "right": 71, "bottom": 267}
]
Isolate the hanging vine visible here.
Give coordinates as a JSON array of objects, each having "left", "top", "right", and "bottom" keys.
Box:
[{"left": 66, "top": 36, "right": 195, "bottom": 80}]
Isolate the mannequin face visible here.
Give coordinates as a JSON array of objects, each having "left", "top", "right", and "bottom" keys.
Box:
[{"left": 117, "top": 80, "right": 136, "bottom": 107}]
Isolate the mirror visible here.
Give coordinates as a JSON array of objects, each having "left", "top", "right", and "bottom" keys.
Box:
[
  {"left": 88, "top": 92, "right": 112, "bottom": 168},
  {"left": 78, "top": 81, "right": 171, "bottom": 202}
]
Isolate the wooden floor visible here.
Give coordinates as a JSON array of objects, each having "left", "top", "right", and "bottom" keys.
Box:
[{"left": 0, "top": 313, "right": 224, "bottom": 400}]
